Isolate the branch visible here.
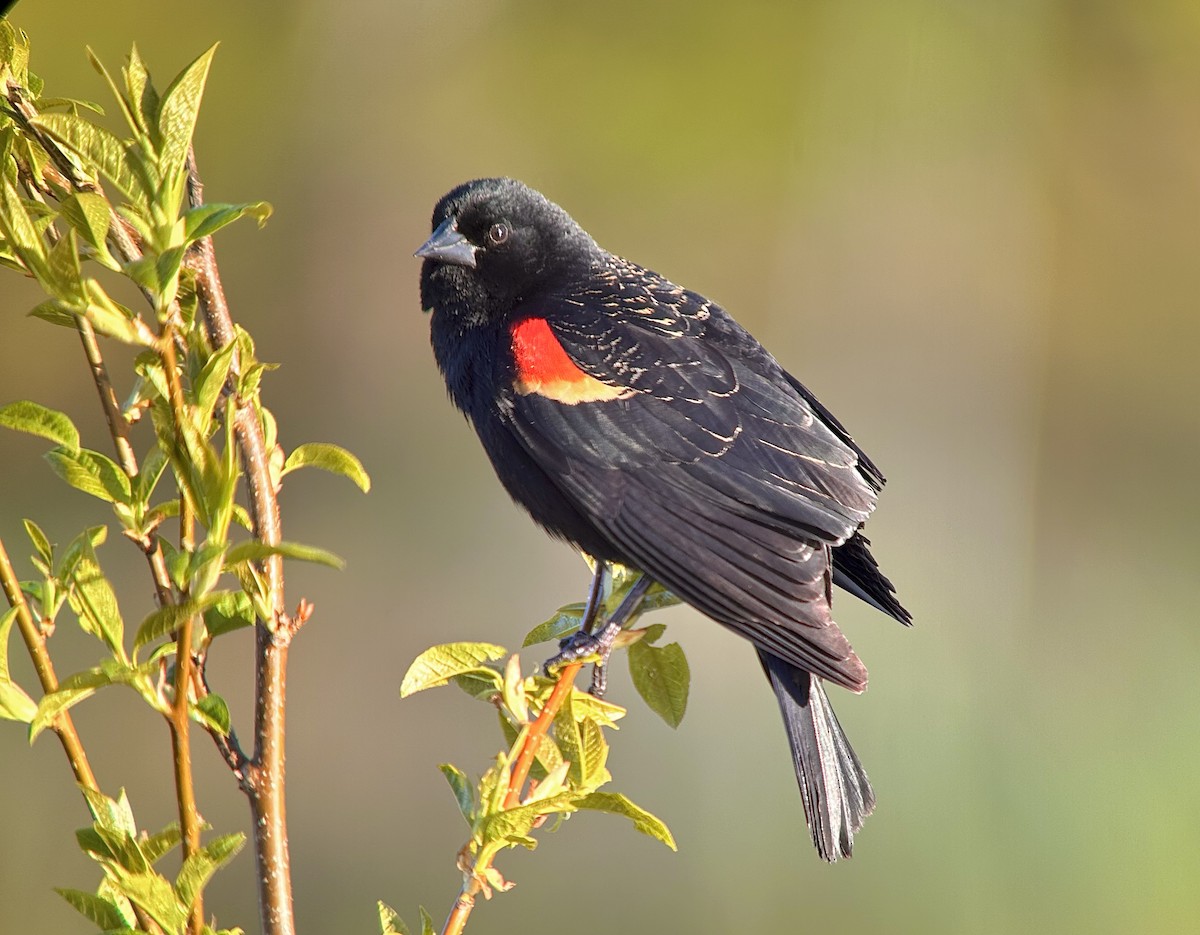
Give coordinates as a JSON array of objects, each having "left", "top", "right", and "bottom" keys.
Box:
[
  {"left": 159, "top": 330, "right": 205, "bottom": 934},
  {"left": 442, "top": 661, "right": 584, "bottom": 935},
  {"left": 169, "top": 604, "right": 204, "bottom": 935},
  {"left": 0, "top": 537, "right": 98, "bottom": 792},
  {"left": 5, "top": 82, "right": 176, "bottom": 607},
  {"left": 185, "top": 147, "right": 297, "bottom": 935}
]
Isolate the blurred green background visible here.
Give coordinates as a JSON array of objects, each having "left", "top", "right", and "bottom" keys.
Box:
[{"left": 3, "top": 1, "right": 1199, "bottom": 932}]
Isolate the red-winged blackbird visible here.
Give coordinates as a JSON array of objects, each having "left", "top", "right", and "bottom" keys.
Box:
[{"left": 417, "top": 178, "right": 910, "bottom": 861}]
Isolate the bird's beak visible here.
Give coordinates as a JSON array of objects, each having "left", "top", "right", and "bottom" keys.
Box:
[{"left": 414, "top": 216, "right": 477, "bottom": 269}]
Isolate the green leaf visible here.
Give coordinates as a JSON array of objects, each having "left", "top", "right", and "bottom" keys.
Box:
[
  {"left": 0, "top": 678, "right": 38, "bottom": 723},
  {"left": 500, "top": 654, "right": 528, "bottom": 721},
  {"left": 377, "top": 901, "right": 410, "bottom": 935},
  {"left": 29, "top": 675, "right": 104, "bottom": 741},
  {"left": 27, "top": 298, "right": 77, "bottom": 328},
  {"left": 54, "top": 888, "right": 128, "bottom": 930},
  {"left": 134, "top": 594, "right": 223, "bottom": 651},
  {"left": 36, "top": 97, "right": 107, "bottom": 115},
  {"left": 0, "top": 23, "right": 29, "bottom": 84},
  {"left": 193, "top": 339, "right": 236, "bottom": 431},
  {"left": 116, "top": 203, "right": 155, "bottom": 245},
  {"left": 133, "top": 443, "right": 170, "bottom": 505},
  {"left": 84, "top": 280, "right": 152, "bottom": 346},
  {"left": 46, "top": 230, "right": 87, "bottom": 306},
  {"left": 81, "top": 785, "right": 140, "bottom": 840},
  {"left": 156, "top": 45, "right": 217, "bottom": 183},
  {"left": 420, "top": 906, "right": 436, "bottom": 935},
  {"left": 0, "top": 607, "right": 38, "bottom": 723},
  {"left": 0, "top": 179, "right": 48, "bottom": 279},
  {"left": 107, "top": 864, "right": 186, "bottom": 932},
  {"left": 560, "top": 688, "right": 626, "bottom": 729},
  {"left": 522, "top": 602, "right": 585, "bottom": 647},
  {"left": 0, "top": 400, "right": 80, "bottom": 451},
  {"left": 94, "top": 876, "right": 138, "bottom": 929},
  {"left": 578, "top": 716, "right": 610, "bottom": 787},
  {"left": 59, "top": 191, "right": 118, "bottom": 269},
  {"left": 534, "top": 733, "right": 565, "bottom": 778},
  {"left": 125, "top": 44, "right": 159, "bottom": 138},
  {"left": 66, "top": 540, "right": 125, "bottom": 657},
  {"left": 476, "top": 793, "right": 579, "bottom": 852},
  {"left": 281, "top": 442, "right": 371, "bottom": 492},
  {"left": 400, "top": 642, "right": 507, "bottom": 697},
  {"left": 203, "top": 589, "right": 256, "bottom": 638},
  {"left": 628, "top": 629, "right": 690, "bottom": 728},
  {"left": 28, "top": 660, "right": 146, "bottom": 742},
  {"left": 56, "top": 525, "right": 108, "bottom": 582},
  {"left": 554, "top": 692, "right": 584, "bottom": 785},
  {"left": 223, "top": 539, "right": 345, "bottom": 571},
  {"left": 476, "top": 754, "right": 511, "bottom": 817},
  {"left": 31, "top": 113, "right": 145, "bottom": 203},
  {"left": 45, "top": 446, "right": 131, "bottom": 504},
  {"left": 184, "top": 201, "right": 272, "bottom": 242},
  {"left": 23, "top": 518, "right": 53, "bottom": 565},
  {"left": 175, "top": 832, "right": 244, "bottom": 912},
  {"left": 575, "top": 792, "right": 677, "bottom": 850},
  {"left": 193, "top": 691, "right": 231, "bottom": 735},
  {"left": 75, "top": 826, "right": 115, "bottom": 861},
  {"left": 188, "top": 541, "right": 228, "bottom": 598},
  {"left": 451, "top": 669, "right": 504, "bottom": 700},
  {"left": 129, "top": 245, "right": 185, "bottom": 306},
  {"left": 439, "top": 763, "right": 476, "bottom": 827},
  {"left": 141, "top": 823, "right": 183, "bottom": 865}
]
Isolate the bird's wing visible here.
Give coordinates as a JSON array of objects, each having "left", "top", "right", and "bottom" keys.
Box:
[{"left": 499, "top": 285, "right": 880, "bottom": 690}]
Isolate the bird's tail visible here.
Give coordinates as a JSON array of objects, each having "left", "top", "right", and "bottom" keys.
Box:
[{"left": 758, "top": 651, "right": 876, "bottom": 860}]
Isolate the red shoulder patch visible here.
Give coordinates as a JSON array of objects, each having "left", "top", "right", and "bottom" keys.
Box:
[{"left": 510, "top": 318, "right": 629, "bottom": 404}]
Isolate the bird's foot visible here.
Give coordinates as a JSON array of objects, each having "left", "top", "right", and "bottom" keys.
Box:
[
  {"left": 545, "top": 620, "right": 621, "bottom": 697},
  {"left": 543, "top": 573, "right": 653, "bottom": 699}
]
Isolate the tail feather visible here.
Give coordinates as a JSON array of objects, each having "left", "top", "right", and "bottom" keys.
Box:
[
  {"left": 832, "top": 532, "right": 912, "bottom": 626},
  {"left": 759, "top": 651, "right": 875, "bottom": 860}
]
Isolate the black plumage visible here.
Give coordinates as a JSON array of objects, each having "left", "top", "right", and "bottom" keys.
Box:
[{"left": 417, "top": 177, "right": 910, "bottom": 860}]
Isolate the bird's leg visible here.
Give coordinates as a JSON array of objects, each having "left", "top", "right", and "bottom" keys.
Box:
[
  {"left": 547, "top": 574, "right": 654, "bottom": 697},
  {"left": 578, "top": 561, "right": 606, "bottom": 636},
  {"left": 588, "top": 657, "right": 610, "bottom": 698}
]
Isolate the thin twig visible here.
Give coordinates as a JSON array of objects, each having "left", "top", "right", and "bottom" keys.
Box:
[
  {"left": 503, "top": 663, "right": 582, "bottom": 811},
  {"left": 169, "top": 607, "right": 204, "bottom": 935},
  {"left": 442, "top": 661, "right": 584, "bottom": 935},
  {"left": 193, "top": 662, "right": 251, "bottom": 783},
  {"left": 0, "top": 537, "right": 98, "bottom": 791},
  {"left": 157, "top": 328, "right": 204, "bottom": 933},
  {"left": 1, "top": 538, "right": 168, "bottom": 935}
]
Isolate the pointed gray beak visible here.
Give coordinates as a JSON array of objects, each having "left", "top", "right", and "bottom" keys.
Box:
[{"left": 414, "top": 216, "right": 477, "bottom": 268}]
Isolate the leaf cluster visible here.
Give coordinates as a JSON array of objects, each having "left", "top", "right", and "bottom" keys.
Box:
[
  {"left": 0, "top": 22, "right": 369, "bottom": 737},
  {"left": 0, "top": 23, "right": 368, "bottom": 934},
  {"left": 391, "top": 565, "right": 688, "bottom": 931},
  {"left": 60, "top": 787, "right": 245, "bottom": 935}
]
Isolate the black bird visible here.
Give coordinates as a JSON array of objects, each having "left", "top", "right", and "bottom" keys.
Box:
[{"left": 416, "top": 178, "right": 910, "bottom": 860}]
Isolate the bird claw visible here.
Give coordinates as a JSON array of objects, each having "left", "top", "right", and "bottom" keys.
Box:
[{"left": 545, "top": 623, "right": 620, "bottom": 696}]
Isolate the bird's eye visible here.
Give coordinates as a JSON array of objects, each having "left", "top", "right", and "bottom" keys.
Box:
[{"left": 487, "top": 222, "right": 510, "bottom": 246}]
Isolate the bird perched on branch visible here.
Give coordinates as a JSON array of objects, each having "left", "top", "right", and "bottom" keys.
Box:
[{"left": 416, "top": 178, "right": 910, "bottom": 860}]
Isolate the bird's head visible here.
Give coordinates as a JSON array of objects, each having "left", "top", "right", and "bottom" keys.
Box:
[{"left": 416, "top": 178, "right": 600, "bottom": 322}]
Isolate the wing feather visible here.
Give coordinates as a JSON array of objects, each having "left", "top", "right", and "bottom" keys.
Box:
[{"left": 499, "top": 265, "right": 885, "bottom": 691}]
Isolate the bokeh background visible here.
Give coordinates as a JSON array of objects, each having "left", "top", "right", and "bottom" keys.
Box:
[{"left": 2, "top": 1, "right": 1199, "bottom": 933}]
